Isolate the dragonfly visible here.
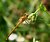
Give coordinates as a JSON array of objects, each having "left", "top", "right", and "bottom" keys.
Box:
[{"left": 6, "top": 13, "right": 28, "bottom": 40}]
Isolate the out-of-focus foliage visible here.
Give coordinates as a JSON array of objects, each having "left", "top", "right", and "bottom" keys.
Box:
[{"left": 0, "top": 0, "right": 50, "bottom": 42}]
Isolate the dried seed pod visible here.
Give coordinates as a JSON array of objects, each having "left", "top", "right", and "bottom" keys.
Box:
[{"left": 26, "top": 34, "right": 32, "bottom": 40}]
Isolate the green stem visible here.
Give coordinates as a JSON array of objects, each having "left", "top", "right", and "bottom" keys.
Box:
[{"left": 34, "top": 2, "right": 42, "bottom": 14}]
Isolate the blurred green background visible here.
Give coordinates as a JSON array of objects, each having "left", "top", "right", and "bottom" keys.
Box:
[{"left": 0, "top": 0, "right": 50, "bottom": 42}]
